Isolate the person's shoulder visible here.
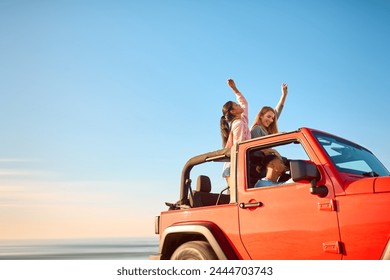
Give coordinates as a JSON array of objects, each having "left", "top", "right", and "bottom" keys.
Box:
[
  {"left": 255, "top": 178, "right": 271, "bottom": 188},
  {"left": 251, "top": 125, "right": 266, "bottom": 137},
  {"left": 231, "top": 118, "right": 244, "bottom": 127}
]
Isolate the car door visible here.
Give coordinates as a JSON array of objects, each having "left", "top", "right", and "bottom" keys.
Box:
[{"left": 237, "top": 137, "right": 342, "bottom": 260}]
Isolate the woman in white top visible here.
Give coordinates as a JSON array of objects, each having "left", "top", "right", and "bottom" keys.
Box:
[{"left": 220, "top": 79, "right": 251, "bottom": 182}]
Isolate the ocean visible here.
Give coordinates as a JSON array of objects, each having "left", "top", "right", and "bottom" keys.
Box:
[{"left": 0, "top": 237, "right": 159, "bottom": 260}]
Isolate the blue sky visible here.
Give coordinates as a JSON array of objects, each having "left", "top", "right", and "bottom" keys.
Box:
[{"left": 1, "top": 0, "right": 389, "bottom": 239}]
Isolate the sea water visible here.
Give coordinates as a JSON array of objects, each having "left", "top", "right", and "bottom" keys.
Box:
[{"left": 0, "top": 237, "right": 159, "bottom": 260}]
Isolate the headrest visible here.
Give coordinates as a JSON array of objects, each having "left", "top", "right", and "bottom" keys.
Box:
[{"left": 196, "top": 175, "right": 211, "bottom": 193}]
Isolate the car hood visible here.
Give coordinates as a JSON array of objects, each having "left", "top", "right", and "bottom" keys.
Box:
[
  {"left": 344, "top": 176, "right": 390, "bottom": 195},
  {"left": 374, "top": 176, "right": 390, "bottom": 193}
]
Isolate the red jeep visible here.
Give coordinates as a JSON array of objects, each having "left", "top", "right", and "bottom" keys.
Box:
[{"left": 151, "top": 128, "right": 390, "bottom": 259}]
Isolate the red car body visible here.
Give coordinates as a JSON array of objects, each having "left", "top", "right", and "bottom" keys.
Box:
[{"left": 152, "top": 128, "right": 390, "bottom": 260}]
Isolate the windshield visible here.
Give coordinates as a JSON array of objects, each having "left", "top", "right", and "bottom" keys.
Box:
[{"left": 313, "top": 132, "right": 390, "bottom": 177}]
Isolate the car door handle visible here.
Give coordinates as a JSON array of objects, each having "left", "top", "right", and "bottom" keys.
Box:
[{"left": 239, "top": 201, "right": 263, "bottom": 209}]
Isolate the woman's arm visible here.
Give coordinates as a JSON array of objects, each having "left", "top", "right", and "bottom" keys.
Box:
[
  {"left": 228, "top": 79, "right": 248, "bottom": 122},
  {"left": 275, "top": 83, "right": 288, "bottom": 119}
]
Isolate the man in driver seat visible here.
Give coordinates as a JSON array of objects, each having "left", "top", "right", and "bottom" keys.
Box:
[{"left": 254, "top": 154, "right": 287, "bottom": 187}]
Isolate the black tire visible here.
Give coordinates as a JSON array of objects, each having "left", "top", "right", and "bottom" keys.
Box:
[{"left": 170, "top": 241, "right": 218, "bottom": 260}]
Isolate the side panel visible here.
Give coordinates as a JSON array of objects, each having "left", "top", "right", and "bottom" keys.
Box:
[
  {"left": 159, "top": 204, "right": 249, "bottom": 259},
  {"left": 337, "top": 192, "right": 390, "bottom": 259}
]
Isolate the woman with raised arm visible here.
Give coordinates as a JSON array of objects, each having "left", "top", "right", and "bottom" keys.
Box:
[
  {"left": 251, "top": 83, "right": 288, "bottom": 138},
  {"left": 220, "top": 79, "right": 251, "bottom": 181}
]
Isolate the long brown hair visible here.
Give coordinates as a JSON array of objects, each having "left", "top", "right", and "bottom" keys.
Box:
[
  {"left": 251, "top": 106, "right": 279, "bottom": 135},
  {"left": 220, "top": 101, "right": 236, "bottom": 147}
]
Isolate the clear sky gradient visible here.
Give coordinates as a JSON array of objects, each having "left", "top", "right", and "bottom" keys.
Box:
[{"left": 1, "top": 0, "right": 389, "bottom": 239}]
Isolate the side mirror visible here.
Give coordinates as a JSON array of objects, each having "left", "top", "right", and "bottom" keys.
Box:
[
  {"left": 290, "top": 160, "right": 320, "bottom": 182},
  {"left": 290, "top": 160, "right": 328, "bottom": 197}
]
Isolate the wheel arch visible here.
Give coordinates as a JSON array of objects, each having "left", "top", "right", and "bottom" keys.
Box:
[{"left": 159, "top": 222, "right": 238, "bottom": 260}]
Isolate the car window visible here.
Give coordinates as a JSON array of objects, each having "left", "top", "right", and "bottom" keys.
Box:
[{"left": 246, "top": 140, "right": 310, "bottom": 189}]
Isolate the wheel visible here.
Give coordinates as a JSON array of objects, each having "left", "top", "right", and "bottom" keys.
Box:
[{"left": 170, "top": 241, "right": 218, "bottom": 260}]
